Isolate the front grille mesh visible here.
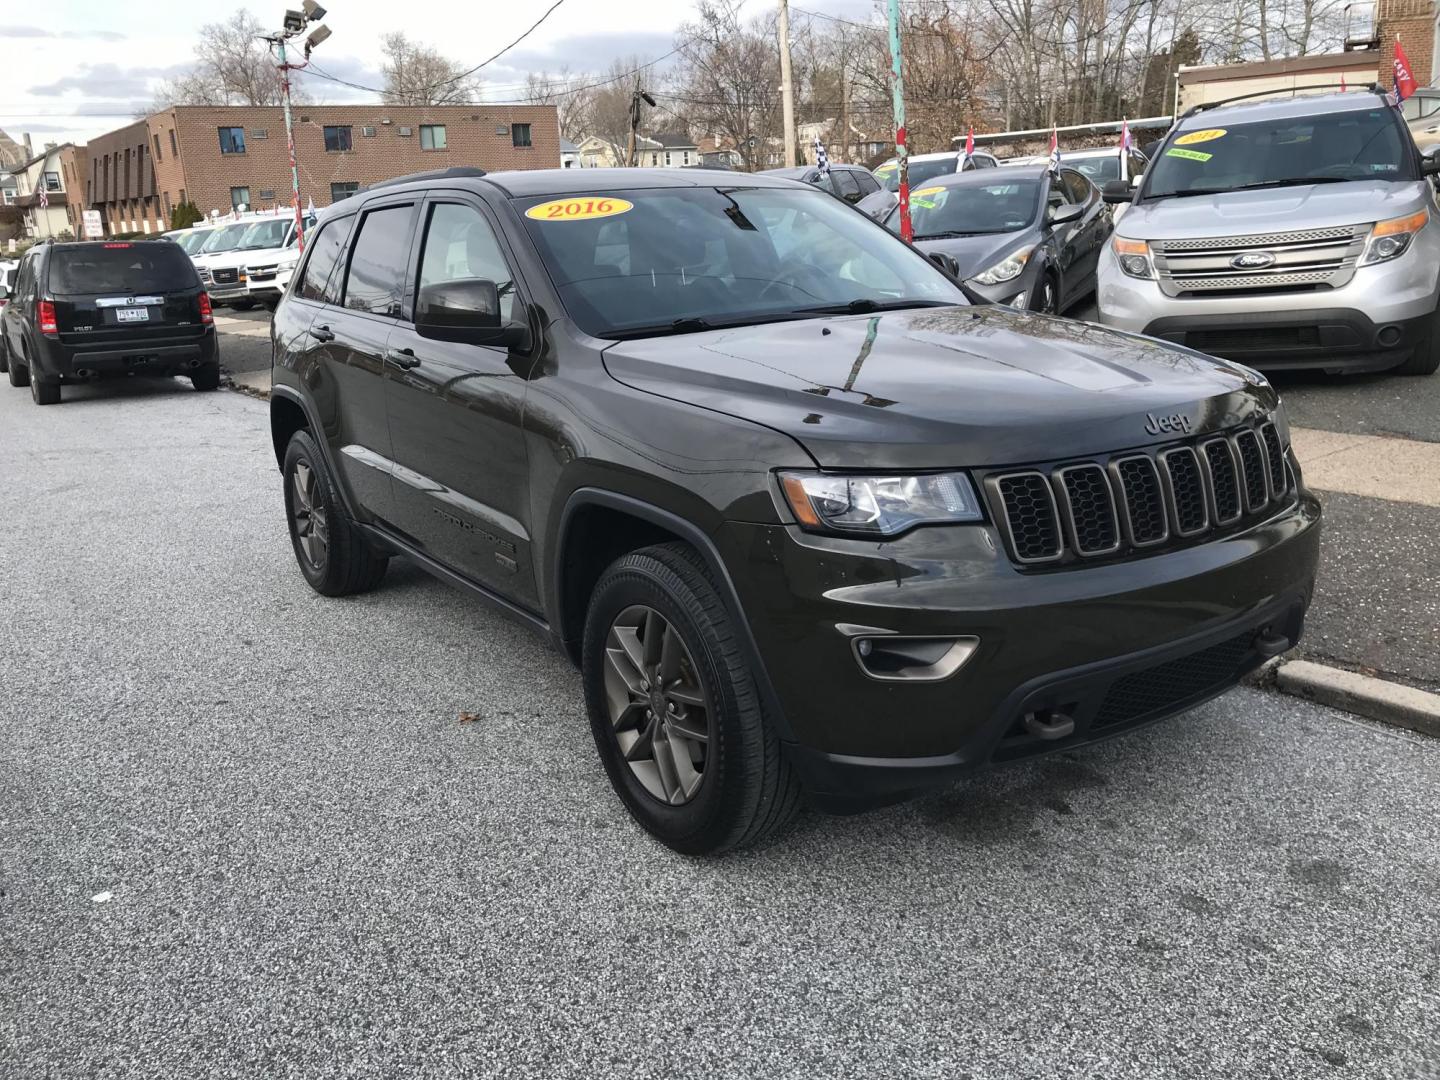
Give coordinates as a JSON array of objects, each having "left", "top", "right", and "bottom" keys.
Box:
[
  {"left": 995, "top": 473, "right": 1061, "bottom": 562},
  {"left": 1092, "top": 631, "right": 1255, "bottom": 729},
  {"left": 990, "top": 419, "right": 1290, "bottom": 568},
  {"left": 1059, "top": 466, "right": 1118, "bottom": 555}
]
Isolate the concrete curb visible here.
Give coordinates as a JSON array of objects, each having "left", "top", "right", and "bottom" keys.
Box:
[{"left": 1271, "top": 659, "right": 1440, "bottom": 738}]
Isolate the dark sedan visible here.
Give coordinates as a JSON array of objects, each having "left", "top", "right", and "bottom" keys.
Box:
[{"left": 884, "top": 165, "right": 1112, "bottom": 313}]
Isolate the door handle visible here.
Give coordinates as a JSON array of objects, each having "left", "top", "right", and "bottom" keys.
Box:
[
  {"left": 386, "top": 346, "right": 420, "bottom": 370},
  {"left": 309, "top": 324, "right": 334, "bottom": 342}
]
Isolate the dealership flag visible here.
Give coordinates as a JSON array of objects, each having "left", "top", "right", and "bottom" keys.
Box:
[
  {"left": 1118, "top": 118, "right": 1131, "bottom": 182},
  {"left": 813, "top": 136, "right": 830, "bottom": 177},
  {"left": 1048, "top": 126, "right": 1061, "bottom": 169},
  {"left": 1340, "top": 71, "right": 1348, "bottom": 91},
  {"left": 1391, "top": 37, "right": 1419, "bottom": 106},
  {"left": 962, "top": 126, "right": 974, "bottom": 165}
]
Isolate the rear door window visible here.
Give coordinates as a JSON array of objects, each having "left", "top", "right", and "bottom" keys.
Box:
[
  {"left": 1061, "top": 169, "right": 1094, "bottom": 205},
  {"left": 296, "top": 216, "right": 355, "bottom": 305},
  {"left": 832, "top": 170, "right": 861, "bottom": 201},
  {"left": 854, "top": 170, "right": 880, "bottom": 195},
  {"left": 48, "top": 243, "right": 198, "bottom": 295},
  {"left": 342, "top": 204, "right": 417, "bottom": 318}
]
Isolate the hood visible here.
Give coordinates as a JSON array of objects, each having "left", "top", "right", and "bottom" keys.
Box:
[
  {"left": 602, "top": 306, "right": 1274, "bottom": 470},
  {"left": 1119, "top": 179, "right": 1428, "bottom": 240},
  {"left": 202, "top": 244, "right": 288, "bottom": 270},
  {"left": 915, "top": 232, "right": 1033, "bottom": 280}
]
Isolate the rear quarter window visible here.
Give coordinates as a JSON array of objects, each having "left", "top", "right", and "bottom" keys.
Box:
[{"left": 48, "top": 244, "right": 199, "bottom": 296}]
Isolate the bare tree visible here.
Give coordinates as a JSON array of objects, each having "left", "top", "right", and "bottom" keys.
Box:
[
  {"left": 380, "top": 32, "right": 481, "bottom": 106},
  {"left": 522, "top": 69, "right": 595, "bottom": 140},
  {"left": 148, "top": 9, "right": 305, "bottom": 109}
]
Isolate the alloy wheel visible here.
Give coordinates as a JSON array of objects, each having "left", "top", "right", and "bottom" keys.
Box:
[
  {"left": 290, "top": 461, "right": 329, "bottom": 569},
  {"left": 602, "top": 604, "right": 711, "bottom": 805}
]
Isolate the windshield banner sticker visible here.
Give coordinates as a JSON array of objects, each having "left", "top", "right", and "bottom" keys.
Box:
[
  {"left": 1165, "top": 147, "right": 1214, "bottom": 162},
  {"left": 525, "top": 197, "right": 634, "bottom": 222},
  {"left": 1175, "top": 129, "right": 1226, "bottom": 146}
]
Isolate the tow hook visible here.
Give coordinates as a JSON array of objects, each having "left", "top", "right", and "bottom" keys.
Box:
[
  {"left": 1252, "top": 626, "right": 1291, "bottom": 659},
  {"left": 1023, "top": 708, "right": 1076, "bottom": 741}
]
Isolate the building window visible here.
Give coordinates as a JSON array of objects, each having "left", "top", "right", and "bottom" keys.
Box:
[
  {"left": 169, "top": 129, "right": 178, "bottom": 156},
  {"left": 231, "top": 186, "right": 250, "bottom": 210},
  {"left": 665, "top": 152, "right": 672, "bottom": 166},
  {"left": 218, "top": 127, "right": 246, "bottom": 154},
  {"left": 323, "top": 125, "right": 352, "bottom": 152},
  {"left": 258, "top": 188, "right": 276, "bottom": 201},
  {"left": 331, "top": 181, "right": 359, "bottom": 201},
  {"left": 512, "top": 123, "right": 532, "bottom": 148},
  {"left": 420, "top": 124, "right": 447, "bottom": 150},
  {"left": 43, "top": 172, "right": 61, "bottom": 192},
  {"left": 179, "top": 188, "right": 187, "bottom": 206},
  {"left": 153, "top": 133, "right": 162, "bottom": 162},
  {"left": 683, "top": 151, "right": 691, "bottom": 165},
  {"left": 163, "top": 192, "right": 172, "bottom": 217}
]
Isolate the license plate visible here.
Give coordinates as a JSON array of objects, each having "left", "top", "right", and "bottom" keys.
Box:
[{"left": 116, "top": 307, "right": 149, "bottom": 323}]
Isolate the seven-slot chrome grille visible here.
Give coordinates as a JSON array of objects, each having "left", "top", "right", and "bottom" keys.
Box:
[
  {"left": 986, "top": 420, "right": 1292, "bottom": 567},
  {"left": 1150, "top": 226, "right": 1366, "bottom": 297}
]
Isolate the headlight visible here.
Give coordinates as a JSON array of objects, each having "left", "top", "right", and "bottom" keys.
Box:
[
  {"left": 1112, "top": 236, "right": 1153, "bottom": 279},
  {"left": 1360, "top": 209, "right": 1428, "bottom": 265},
  {"left": 278, "top": 254, "right": 300, "bottom": 270},
  {"left": 969, "top": 248, "right": 1032, "bottom": 286},
  {"left": 779, "top": 471, "right": 984, "bottom": 537}
]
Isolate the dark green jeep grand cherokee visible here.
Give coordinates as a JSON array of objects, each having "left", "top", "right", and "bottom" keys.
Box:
[{"left": 268, "top": 166, "right": 1321, "bottom": 853}]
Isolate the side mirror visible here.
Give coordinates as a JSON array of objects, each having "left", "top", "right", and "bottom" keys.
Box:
[
  {"left": 927, "top": 251, "right": 961, "bottom": 278},
  {"left": 0, "top": 285, "right": 10, "bottom": 302},
  {"left": 1048, "top": 202, "right": 1084, "bottom": 227},
  {"left": 1102, "top": 180, "right": 1133, "bottom": 204},
  {"left": 1421, "top": 147, "right": 1440, "bottom": 175},
  {"left": 415, "top": 279, "right": 529, "bottom": 349}
]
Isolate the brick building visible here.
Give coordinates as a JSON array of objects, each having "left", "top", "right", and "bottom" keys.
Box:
[
  {"left": 84, "top": 102, "right": 560, "bottom": 236},
  {"left": 1378, "top": 0, "right": 1437, "bottom": 87}
]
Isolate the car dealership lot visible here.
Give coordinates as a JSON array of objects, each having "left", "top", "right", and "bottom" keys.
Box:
[{"left": 2, "top": 381, "right": 1438, "bottom": 1077}]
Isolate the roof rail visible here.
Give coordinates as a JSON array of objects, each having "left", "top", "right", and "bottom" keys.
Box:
[
  {"left": 360, "top": 166, "right": 488, "bottom": 193},
  {"left": 1182, "top": 82, "right": 1386, "bottom": 118}
]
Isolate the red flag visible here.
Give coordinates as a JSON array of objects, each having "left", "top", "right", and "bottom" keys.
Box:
[
  {"left": 1048, "top": 126, "right": 1060, "bottom": 169},
  {"left": 1340, "top": 71, "right": 1348, "bottom": 91},
  {"left": 1394, "top": 37, "right": 1418, "bottom": 102},
  {"left": 964, "top": 126, "right": 974, "bottom": 159}
]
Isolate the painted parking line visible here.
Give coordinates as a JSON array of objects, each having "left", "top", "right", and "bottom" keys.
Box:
[{"left": 1291, "top": 426, "right": 1440, "bottom": 508}]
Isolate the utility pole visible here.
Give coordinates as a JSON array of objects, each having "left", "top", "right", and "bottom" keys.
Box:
[
  {"left": 626, "top": 84, "right": 657, "bottom": 167},
  {"left": 264, "top": 2, "right": 331, "bottom": 252},
  {"left": 886, "top": 0, "right": 911, "bottom": 242},
  {"left": 778, "top": 0, "right": 798, "bottom": 167}
]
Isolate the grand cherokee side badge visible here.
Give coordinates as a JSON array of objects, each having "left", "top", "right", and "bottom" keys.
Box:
[{"left": 1145, "top": 412, "right": 1193, "bottom": 435}]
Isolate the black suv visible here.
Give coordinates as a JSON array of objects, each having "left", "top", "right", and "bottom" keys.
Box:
[
  {"left": 269, "top": 167, "right": 1321, "bottom": 853},
  {"left": 0, "top": 239, "right": 218, "bottom": 405}
]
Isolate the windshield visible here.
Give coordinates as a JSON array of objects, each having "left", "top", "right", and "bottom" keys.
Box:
[
  {"left": 198, "top": 223, "right": 251, "bottom": 254},
  {"left": 884, "top": 179, "right": 1041, "bottom": 238},
  {"left": 518, "top": 186, "right": 967, "bottom": 338},
  {"left": 237, "top": 219, "right": 289, "bottom": 250},
  {"left": 49, "top": 243, "right": 199, "bottom": 295},
  {"left": 874, "top": 157, "right": 959, "bottom": 193},
  {"left": 1070, "top": 155, "right": 1121, "bottom": 183},
  {"left": 1145, "top": 108, "right": 1413, "bottom": 198}
]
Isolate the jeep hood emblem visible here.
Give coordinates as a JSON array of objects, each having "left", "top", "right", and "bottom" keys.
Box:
[
  {"left": 1145, "top": 412, "right": 1193, "bottom": 435},
  {"left": 1230, "top": 251, "right": 1275, "bottom": 270}
]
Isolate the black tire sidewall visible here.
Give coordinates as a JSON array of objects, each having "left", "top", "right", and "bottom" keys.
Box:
[
  {"left": 282, "top": 430, "right": 341, "bottom": 593},
  {"left": 582, "top": 551, "right": 754, "bottom": 852}
]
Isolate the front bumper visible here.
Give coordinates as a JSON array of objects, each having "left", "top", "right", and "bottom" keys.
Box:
[
  {"left": 718, "top": 490, "right": 1321, "bottom": 804},
  {"left": 1096, "top": 239, "right": 1440, "bottom": 371}
]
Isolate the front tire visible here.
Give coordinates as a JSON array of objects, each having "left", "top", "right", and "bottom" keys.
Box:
[
  {"left": 1028, "top": 271, "right": 1060, "bottom": 315},
  {"left": 1393, "top": 310, "right": 1440, "bottom": 375},
  {"left": 281, "top": 429, "right": 388, "bottom": 596},
  {"left": 582, "top": 543, "right": 801, "bottom": 854}
]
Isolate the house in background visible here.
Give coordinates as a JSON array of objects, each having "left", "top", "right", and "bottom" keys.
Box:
[
  {"left": 12, "top": 143, "right": 80, "bottom": 239},
  {"left": 560, "top": 137, "right": 583, "bottom": 168},
  {"left": 696, "top": 135, "right": 743, "bottom": 169},
  {"left": 574, "top": 132, "right": 699, "bottom": 168}
]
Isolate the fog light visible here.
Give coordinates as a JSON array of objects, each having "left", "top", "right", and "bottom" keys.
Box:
[{"left": 857, "top": 638, "right": 873, "bottom": 657}]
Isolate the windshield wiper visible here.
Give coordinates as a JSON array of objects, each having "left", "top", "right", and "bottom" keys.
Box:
[
  {"left": 601, "top": 312, "right": 816, "bottom": 341},
  {"left": 1153, "top": 176, "right": 1353, "bottom": 200},
  {"left": 794, "top": 298, "right": 956, "bottom": 315}
]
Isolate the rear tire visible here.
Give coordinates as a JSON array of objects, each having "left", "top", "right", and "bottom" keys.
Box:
[
  {"left": 231, "top": 300, "right": 256, "bottom": 311},
  {"left": 1393, "top": 312, "right": 1440, "bottom": 375},
  {"left": 282, "top": 429, "right": 388, "bottom": 596},
  {"left": 191, "top": 364, "right": 221, "bottom": 391},
  {"left": 7, "top": 356, "right": 28, "bottom": 388},
  {"left": 582, "top": 542, "right": 801, "bottom": 854},
  {"left": 0, "top": 334, "right": 9, "bottom": 375},
  {"left": 30, "top": 375, "right": 59, "bottom": 406}
]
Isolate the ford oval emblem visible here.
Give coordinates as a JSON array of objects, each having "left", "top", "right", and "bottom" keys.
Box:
[{"left": 1230, "top": 251, "right": 1275, "bottom": 270}]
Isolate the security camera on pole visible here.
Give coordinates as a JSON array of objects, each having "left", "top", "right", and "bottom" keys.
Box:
[{"left": 263, "top": 1, "right": 330, "bottom": 253}]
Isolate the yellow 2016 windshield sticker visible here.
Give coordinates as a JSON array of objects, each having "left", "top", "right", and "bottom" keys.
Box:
[
  {"left": 1166, "top": 147, "right": 1213, "bottom": 162},
  {"left": 912, "top": 186, "right": 946, "bottom": 196},
  {"left": 1175, "top": 128, "right": 1226, "bottom": 146},
  {"left": 525, "top": 197, "right": 633, "bottom": 222}
]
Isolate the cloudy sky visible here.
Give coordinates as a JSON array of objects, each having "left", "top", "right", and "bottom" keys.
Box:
[{"left": 1, "top": 0, "right": 856, "bottom": 150}]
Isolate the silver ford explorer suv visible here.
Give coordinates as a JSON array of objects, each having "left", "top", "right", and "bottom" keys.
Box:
[{"left": 1097, "top": 89, "right": 1440, "bottom": 376}]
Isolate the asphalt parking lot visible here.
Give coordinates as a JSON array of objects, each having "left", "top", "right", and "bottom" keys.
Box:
[{"left": 3, "top": 375, "right": 1439, "bottom": 1077}]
